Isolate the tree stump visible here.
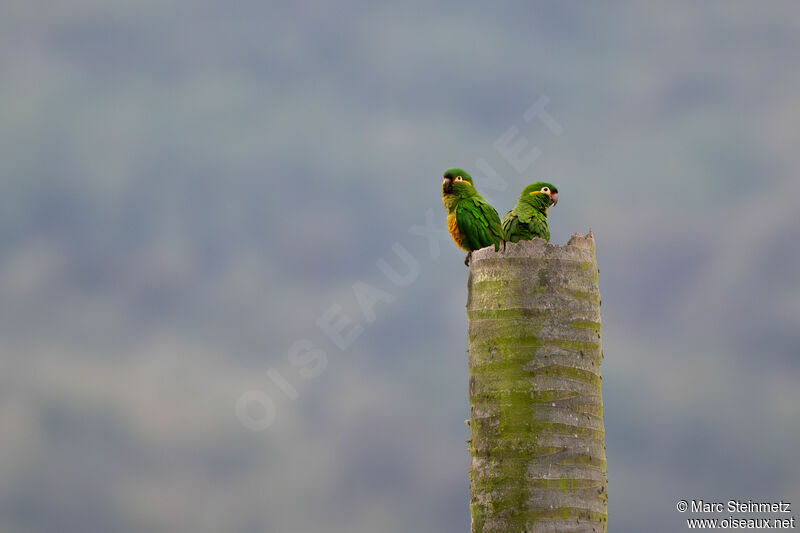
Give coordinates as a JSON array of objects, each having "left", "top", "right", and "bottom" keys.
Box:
[{"left": 467, "top": 231, "right": 607, "bottom": 532}]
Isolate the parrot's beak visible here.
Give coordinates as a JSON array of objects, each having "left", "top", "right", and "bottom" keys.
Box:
[
  {"left": 443, "top": 177, "right": 453, "bottom": 194},
  {"left": 551, "top": 192, "right": 558, "bottom": 206}
]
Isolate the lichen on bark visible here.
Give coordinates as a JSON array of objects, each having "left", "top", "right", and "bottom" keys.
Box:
[{"left": 468, "top": 231, "right": 607, "bottom": 533}]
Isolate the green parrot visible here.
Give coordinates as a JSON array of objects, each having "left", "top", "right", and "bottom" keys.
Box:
[
  {"left": 441, "top": 167, "right": 505, "bottom": 266},
  {"left": 502, "top": 182, "right": 559, "bottom": 243}
]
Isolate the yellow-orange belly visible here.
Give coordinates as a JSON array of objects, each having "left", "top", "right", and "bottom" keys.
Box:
[{"left": 447, "top": 213, "right": 469, "bottom": 251}]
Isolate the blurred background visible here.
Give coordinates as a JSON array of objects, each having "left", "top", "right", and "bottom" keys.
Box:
[{"left": 1, "top": 2, "right": 799, "bottom": 532}]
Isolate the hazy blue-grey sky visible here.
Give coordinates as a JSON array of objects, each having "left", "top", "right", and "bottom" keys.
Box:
[{"left": 1, "top": 2, "right": 799, "bottom": 532}]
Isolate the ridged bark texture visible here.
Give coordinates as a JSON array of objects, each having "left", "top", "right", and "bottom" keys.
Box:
[{"left": 468, "top": 231, "right": 607, "bottom": 533}]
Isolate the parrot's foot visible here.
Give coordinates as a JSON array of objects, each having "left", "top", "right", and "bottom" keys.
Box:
[{"left": 464, "top": 252, "right": 472, "bottom": 266}]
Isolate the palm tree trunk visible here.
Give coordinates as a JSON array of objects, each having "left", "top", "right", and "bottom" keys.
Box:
[{"left": 467, "top": 232, "right": 607, "bottom": 532}]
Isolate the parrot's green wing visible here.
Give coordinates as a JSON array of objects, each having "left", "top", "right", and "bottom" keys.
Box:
[
  {"left": 502, "top": 209, "right": 526, "bottom": 242},
  {"left": 456, "top": 196, "right": 504, "bottom": 251},
  {"left": 528, "top": 211, "right": 550, "bottom": 242},
  {"left": 502, "top": 204, "right": 550, "bottom": 242}
]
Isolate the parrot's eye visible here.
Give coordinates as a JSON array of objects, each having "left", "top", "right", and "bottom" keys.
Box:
[
  {"left": 541, "top": 186, "right": 550, "bottom": 193},
  {"left": 454, "top": 176, "right": 463, "bottom": 182}
]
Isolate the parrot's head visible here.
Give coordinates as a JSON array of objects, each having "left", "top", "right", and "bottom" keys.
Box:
[
  {"left": 521, "top": 182, "right": 559, "bottom": 212},
  {"left": 442, "top": 167, "right": 477, "bottom": 198}
]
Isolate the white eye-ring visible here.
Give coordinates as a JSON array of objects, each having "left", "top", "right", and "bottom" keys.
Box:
[
  {"left": 541, "top": 186, "right": 550, "bottom": 193},
  {"left": 455, "top": 176, "right": 463, "bottom": 182}
]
